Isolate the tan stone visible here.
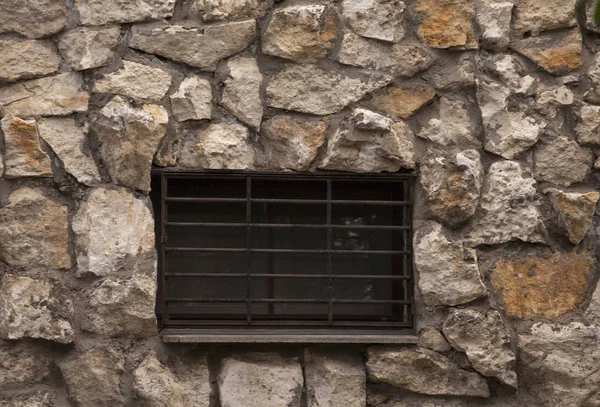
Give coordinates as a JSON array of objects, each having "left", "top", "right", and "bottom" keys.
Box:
[
  {"left": 415, "top": 0, "right": 478, "bottom": 50},
  {"left": 0, "top": 346, "right": 51, "bottom": 386},
  {"left": 491, "top": 251, "right": 594, "bottom": 319},
  {"left": 190, "top": 0, "right": 271, "bottom": 21},
  {"left": 59, "top": 27, "right": 121, "bottom": 71},
  {"left": 418, "top": 97, "right": 476, "bottom": 146},
  {"left": 534, "top": 136, "right": 593, "bottom": 187},
  {"left": 513, "top": 0, "right": 577, "bottom": 35},
  {"left": 0, "top": 40, "right": 61, "bottom": 83},
  {"left": 575, "top": 103, "right": 600, "bottom": 145},
  {"left": 342, "top": 0, "right": 405, "bottom": 43},
  {"left": 0, "top": 391, "right": 55, "bottom": 407},
  {"left": 75, "top": 0, "right": 175, "bottom": 25},
  {"left": 475, "top": 0, "right": 513, "bottom": 50},
  {"left": 170, "top": 76, "right": 212, "bottom": 122},
  {"left": 546, "top": 189, "right": 599, "bottom": 245},
  {"left": 220, "top": 57, "right": 263, "bottom": 130},
  {"left": 1, "top": 116, "right": 52, "bottom": 178},
  {"left": 0, "top": 0, "right": 66, "bottom": 38},
  {"left": 369, "top": 85, "right": 435, "bottom": 119}
]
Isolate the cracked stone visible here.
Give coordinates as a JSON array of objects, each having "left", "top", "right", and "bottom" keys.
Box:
[
  {"left": 170, "top": 76, "right": 212, "bottom": 122},
  {"left": 342, "top": 0, "right": 406, "bottom": 43},
  {"left": 59, "top": 27, "right": 120, "bottom": 71},
  {"left": 1, "top": 116, "right": 52, "bottom": 178},
  {"left": 418, "top": 328, "right": 452, "bottom": 352},
  {"left": 220, "top": 57, "right": 263, "bottom": 130},
  {"left": 546, "top": 188, "right": 599, "bottom": 245}
]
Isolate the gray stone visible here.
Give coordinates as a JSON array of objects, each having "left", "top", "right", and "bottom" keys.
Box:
[
  {"left": 534, "top": 136, "right": 593, "bottom": 186},
  {"left": 585, "top": 284, "right": 600, "bottom": 325},
  {"left": 422, "top": 53, "right": 475, "bottom": 90},
  {"left": 342, "top": 0, "right": 405, "bottom": 43},
  {"left": 0, "top": 155, "right": 3, "bottom": 177},
  {"left": 262, "top": 4, "right": 337, "bottom": 63},
  {"left": 219, "top": 353, "right": 303, "bottom": 407},
  {"left": 417, "top": 98, "right": 477, "bottom": 147},
  {"left": 190, "top": 0, "right": 271, "bottom": 21},
  {"left": 61, "top": 347, "right": 125, "bottom": 407},
  {"left": 319, "top": 108, "right": 415, "bottom": 172},
  {"left": 220, "top": 58, "right": 263, "bottom": 130},
  {"left": 93, "top": 96, "right": 168, "bottom": 191},
  {"left": 130, "top": 20, "right": 256, "bottom": 71},
  {"left": 58, "top": 27, "right": 120, "bottom": 71},
  {"left": 170, "top": 76, "right": 212, "bottom": 122},
  {"left": 575, "top": 104, "right": 600, "bottom": 145},
  {"left": 513, "top": 0, "right": 577, "bottom": 35},
  {"left": 465, "top": 161, "right": 547, "bottom": 246},
  {"left": 93, "top": 60, "right": 172, "bottom": 103},
  {"left": 266, "top": 64, "right": 391, "bottom": 115},
  {"left": 414, "top": 222, "right": 486, "bottom": 307},
  {"left": 338, "top": 33, "right": 432, "bottom": 77},
  {"left": 0, "top": 0, "right": 66, "bottom": 38},
  {"left": 0, "top": 392, "right": 55, "bottom": 407},
  {"left": 475, "top": 0, "right": 513, "bottom": 50},
  {"left": 0, "top": 187, "right": 71, "bottom": 269},
  {"left": 536, "top": 85, "right": 574, "bottom": 118},
  {"left": 0, "top": 40, "right": 61, "bottom": 83},
  {"left": 0, "top": 346, "right": 51, "bottom": 386},
  {"left": 545, "top": 188, "right": 599, "bottom": 245},
  {"left": 305, "top": 350, "right": 366, "bottom": 407},
  {"left": 418, "top": 328, "right": 452, "bottom": 352},
  {"left": 75, "top": 0, "right": 175, "bottom": 25},
  {"left": 366, "top": 347, "right": 490, "bottom": 398},
  {"left": 1, "top": 116, "right": 52, "bottom": 178},
  {"left": 585, "top": 49, "right": 600, "bottom": 104},
  {"left": 0, "top": 274, "right": 74, "bottom": 344},
  {"left": 37, "top": 118, "right": 101, "bottom": 186},
  {"left": 0, "top": 73, "right": 89, "bottom": 118},
  {"left": 482, "top": 54, "right": 536, "bottom": 95}
]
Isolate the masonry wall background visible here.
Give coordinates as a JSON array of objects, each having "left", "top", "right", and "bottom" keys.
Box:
[{"left": 0, "top": 0, "right": 599, "bottom": 406}]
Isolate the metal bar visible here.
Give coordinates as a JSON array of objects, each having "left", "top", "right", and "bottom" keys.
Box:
[
  {"left": 167, "top": 298, "right": 412, "bottom": 304},
  {"left": 165, "top": 247, "right": 410, "bottom": 255},
  {"left": 162, "top": 320, "right": 413, "bottom": 328},
  {"left": 166, "top": 222, "right": 410, "bottom": 230},
  {"left": 326, "top": 179, "right": 333, "bottom": 325},
  {"left": 160, "top": 172, "right": 168, "bottom": 328},
  {"left": 245, "top": 176, "right": 252, "bottom": 324},
  {"left": 165, "top": 197, "right": 410, "bottom": 205},
  {"left": 165, "top": 273, "right": 411, "bottom": 280}
]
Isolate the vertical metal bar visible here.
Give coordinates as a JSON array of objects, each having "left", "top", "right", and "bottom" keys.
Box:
[
  {"left": 327, "top": 180, "right": 333, "bottom": 324},
  {"left": 407, "top": 178, "right": 415, "bottom": 327},
  {"left": 267, "top": 185, "right": 275, "bottom": 315},
  {"left": 245, "top": 176, "right": 252, "bottom": 324},
  {"left": 160, "top": 172, "right": 168, "bottom": 328}
]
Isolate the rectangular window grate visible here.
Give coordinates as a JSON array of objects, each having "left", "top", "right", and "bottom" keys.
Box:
[{"left": 150, "top": 169, "right": 414, "bottom": 335}]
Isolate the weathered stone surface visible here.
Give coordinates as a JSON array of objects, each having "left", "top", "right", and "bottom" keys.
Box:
[
  {"left": 338, "top": 33, "right": 432, "bottom": 77},
  {"left": 415, "top": 0, "right": 478, "bottom": 50},
  {"left": 0, "top": 0, "right": 66, "bottom": 38},
  {"left": 536, "top": 85, "right": 574, "bottom": 118},
  {"left": 513, "top": 0, "right": 577, "bottom": 35},
  {"left": 58, "top": 27, "right": 120, "bottom": 71},
  {"left": 369, "top": 84, "right": 435, "bottom": 119},
  {"left": 0, "top": 40, "right": 61, "bottom": 83},
  {"left": 305, "top": 350, "right": 365, "bottom": 407},
  {"left": 319, "top": 108, "right": 415, "bottom": 172},
  {"left": 262, "top": 4, "right": 336, "bottom": 63},
  {"left": 267, "top": 64, "right": 391, "bottom": 115},
  {"left": 511, "top": 27, "right": 582, "bottom": 75},
  {"left": 423, "top": 53, "right": 475, "bottom": 90},
  {"left": 61, "top": 347, "right": 124, "bottom": 407},
  {"left": 220, "top": 58, "right": 263, "bottom": 129},
  {"left": 75, "top": 0, "right": 175, "bottom": 26},
  {"left": 342, "top": 0, "right": 405, "bottom": 43},
  {"left": 443, "top": 309, "right": 517, "bottom": 388},
  {"left": 0, "top": 187, "right": 71, "bottom": 269},
  {"left": 546, "top": 189, "right": 599, "bottom": 245},
  {"left": 261, "top": 115, "right": 326, "bottom": 170},
  {"left": 1, "top": 116, "right": 52, "bottom": 178},
  {"left": 420, "top": 149, "right": 483, "bottom": 226},
  {"left": 37, "top": 118, "right": 101, "bottom": 186},
  {"left": 179, "top": 122, "right": 255, "bottom": 169},
  {"left": 584, "top": 53, "right": 600, "bottom": 103},
  {"left": 414, "top": 222, "right": 486, "bottom": 307},
  {"left": 465, "top": 161, "right": 546, "bottom": 246},
  {"left": 576, "top": 104, "right": 600, "bottom": 145},
  {"left": 0, "top": 73, "right": 89, "bottom": 118},
  {"left": 219, "top": 353, "right": 303, "bottom": 407},
  {"left": 585, "top": 283, "right": 600, "bottom": 325},
  {"left": 481, "top": 54, "right": 536, "bottom": 95},
  {"left": 0, "top": 156, "right": 3, "bottom": 177},
  {"left": 0, "top": 274, "right": 74, "bottom": 344},
  {"left": 0, "top": 392, "right": 55, "bottom": 407},
  {"left": 170, "top": 76, "right": 212, "bottom": 122},
  {"left": 366, "top": 347, "right": 489, "bottom": 398},
  {"left": 418, "top": 98, "right": 477, "bottom": 146},
  {"left": 0, "top": 346, "right": 51, "bottom": 386},
  {"left": 491, "top": 251, "right": 594, "bottom": 319},
  {"left": 190, "top": 0, "right": 271, "bottom": 21},
  {"left": 129, "top": 20, "right": 256, "bottom": 71},
  {"left": 475, "top": 0, "right": 513, "bottom": 50},
  {"left": 418, "top": 328, "right": 452, "bottom": 352},
  {"left": 93, "top": 96, "right": 168, "bottom": 191},
  {"left": 534, "top": 136, "right": 593, "bottom": 186},
  {"left": 93, "top": 60, "right": 172, "bottom": 103}
]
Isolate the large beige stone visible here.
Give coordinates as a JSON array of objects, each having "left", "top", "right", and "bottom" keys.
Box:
[
  {"left": 75, "top": 0, "right": 175, "bottom": 25},
  {"left": 0, "top": 0, "right": 66, "bottom": 38},
  {"left": 475, "top": 0, "right": 513, "bottom": 50},
  {"left": 369, "top": 84, "right": 435, "bottom": 119},
  {"left": 575, "top": 104, "right": 600, "bottom": 145},
  {"left": 58, "top": 27, "right": 120, "bottom": 71},
  {"left": 129, "top": 20, "right": 256, "bottom": 71},
  {"left": 0, "top": 346, "right": 51, "bottom": 386},
  {"left": 415, "top": 0, "right": 478, "bottom": 50},
  {"left": 513, "top": 0, "right": 577, "bottom": 35},
  {"left": 0, "top": 187, "right": 71, "bottom": 269},
  {"left": 417, "top": 98, "right": 477, "bottom": 146},
  {"left": 546, "top": 189, "right": 599, "bottom": 245},
  {"left": 0, "top": 274, "right": 74, "bottom": 344},
  {"left": 220, "top": 58, "right": 263, "bottom": 130},
  {"left": 190, "top": 0, "right": 271, "bottom": 21},
  {"left": 0, "top": 40, "right": 61, "bottom": 83},
  {"left": 534, "top": 136, "right": 593, "bottom": 186},
  {"left": 170, "top": 76, "right": 212, "bottom": 122},
  {"left": 1, "top": 116, "right": 52, "bottom": 178},
  {"left": 342, "top": 0, "right": 405, "bottom": 43}
]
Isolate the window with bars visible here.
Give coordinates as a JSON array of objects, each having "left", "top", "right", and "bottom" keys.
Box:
[{"left": 150, "top": 169, "right": 415, "bottom": 340}]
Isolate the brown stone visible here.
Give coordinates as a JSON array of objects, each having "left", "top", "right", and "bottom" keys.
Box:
[
  {"left": 415, "top": 0, "right": 478, "bottom": 50},
  {"left": 0, "top": 0, "right": 66, "bottom": 38},
  {"left": 369, "top": 85, "right": 435, "bottom": 119},
  {"left": 513, "top": 0, "right": 577, "bottom": 35},
  {"left": 546, "top": 189, "right": 600, "bottom": 245},
  {"left": 491, "top": 251, "right": 594, "bottom": 319},
  {"left": 1, "top": 116, "right": 52, "bottom": 178}
]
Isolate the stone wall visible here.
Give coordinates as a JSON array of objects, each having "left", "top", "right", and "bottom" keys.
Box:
[{"left": 0, "top": 0, "right": 599, "bottom": 406}]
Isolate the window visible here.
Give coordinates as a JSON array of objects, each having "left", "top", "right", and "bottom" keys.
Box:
[{"left": 150, "top": 169, "right": 415, "bottom": 342}]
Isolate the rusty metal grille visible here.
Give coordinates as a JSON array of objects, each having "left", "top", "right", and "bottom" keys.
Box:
[{"left": 150, "top": 169, "right": 414, "bottom": 334}]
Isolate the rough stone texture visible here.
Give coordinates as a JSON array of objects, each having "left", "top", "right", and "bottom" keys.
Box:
[
  {"left": 93, "top": 60, "right": 172, "bottom": 103},
  {"left": 0, "top": 274, "right": 74, "bottom": 344},
  {"left": 1, "top": 116, "right": 52, "bottom": 178},
  {"left": 369, "top": 84, "right": 435, "bottom": 119},
  {"left": 266, "top": 64, "right": 391, "bottom": 115},
  {"left": 0, "top": 392, "right": 55, "bottom": 407},
  {"left": 219, "top": 353, "right": 303, "bottom": 407},
  {"left": 423, "top": 53, "right": 475, "bottom": 90},
  {"left": 338, "top": 33, "right": 432, "bottom": 77},
  {"left": 0, "top": 73, "right": 89, "bottom": 118},
  {"left": 170, "top": 76, "right": 212, "bottom": 122},
  {"left": 465, "top": 161, "right": 547, "bottom": 246},
  {"left": 575, "top": 103, "right": 600, "bottom": 145},
  {"left": 61, "top": 347, "right": 124, "bottom": 407},
  {"left": 475, "top": 0, "right": 513, "bottom": 50},
  {"left": 443, "top": 309, "right": 517, "bottom": 388},
  {"left": 536, "top": 85, "right": 575, "bottom": 118},
  {"left": 513, "top": 0, "right": 577, "bottom": 35},
  {"left": 419, "top": 149, "right": 483, "bottom": 226},
  {"left": 366, "top": 347, "right": 489, "bottom": 398},
  {"left": 0, "top": 0, "right": 66, "bottom": 38},
  {"left": 129, "top": 20, "right": 256, "bottom": 71},
  {"left": 418, "top": 98, "right": 477, "bottom": 146},
  {"left": 93, "top": 96, "right": 168, "bottom": 191},
  {"left": 0, "top": 346, "right": 51, "bottom": 386},
  {"left": 261, "top": 115, "right": 326, "bottom": 170},
  {"left": 491, "top": 251, "right": 594, "bottom": 319},
  {"left": 479, "top": 54, "right": 536, "bottom": 95},
  {"left": 534, "top": 136, "right": 593, "bottom": 186},
  {"left": 546, "top": 189, "right": 599, "bottom": 244},
  {"left": 190, "top": 0, "right": 271, "bottom": 21},
  {"left": 319, "top": 108, "right": 415, "bottom": 172},
  {"left": 304, "top": 350, "right": 366, "bottom": 407},
  {"left": 0, "top": 40, "right": 61, "bottom": 84},
  {"left": 58, "top": 27, "right": 121, "bottom": 71},
  {"left": 415, "top": 0, "right": 478, "bottom": 50},
  {"left": 585, "top": 284, "right": 600, "bottom": 325},
  {"left": 75, "top": 0, "right": 176, "bottom": 26},
  {"left": 584, "top": 53, "right": 600, "bottom": 104},
  {"left": 262, "top": 4, "right": 336, "bottom": 63},
  {"left": 220, "top": 58, "right": 263, "bottom": 130},
  {"left": 37, "top": 118, "right": 101, "bottom": 186},
  {"left": 342, "top": 0, "right": 405, "bottom": 43},
  {"left": 0, "top": 187, "right": 71, "bottom": 269},
  {"left": 418, "top": 328, "right": 452, "bottom": 352},
  {"left": 414, "top": 222, "right": 486, "bottom": 307}
]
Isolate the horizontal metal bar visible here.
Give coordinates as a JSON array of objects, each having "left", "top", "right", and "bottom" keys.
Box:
[
  {"left": 161, "top": 319, "right": 412, "bottom": 328},
  {"left": 165, "top": 197, "right": 410, "bottom": 205},
  {"left": 165, "top": 247, "right": 410, "bottom": 255},
  {"left": 165, "top": 273, "right": 410, "bottom": 280},
  {"left": 166, "top": 222, "right": 410, "bottom": 230},
  {"left": 166, "top": 298, "right": 411, "bottom": 304}
]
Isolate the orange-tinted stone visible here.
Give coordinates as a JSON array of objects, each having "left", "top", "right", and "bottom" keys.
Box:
[
  {"left": 415, "top": 0, "right": 478, "bottom": 50},
  {"left": 370, "top": 85, "right": 435, "bottom": 119}
]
